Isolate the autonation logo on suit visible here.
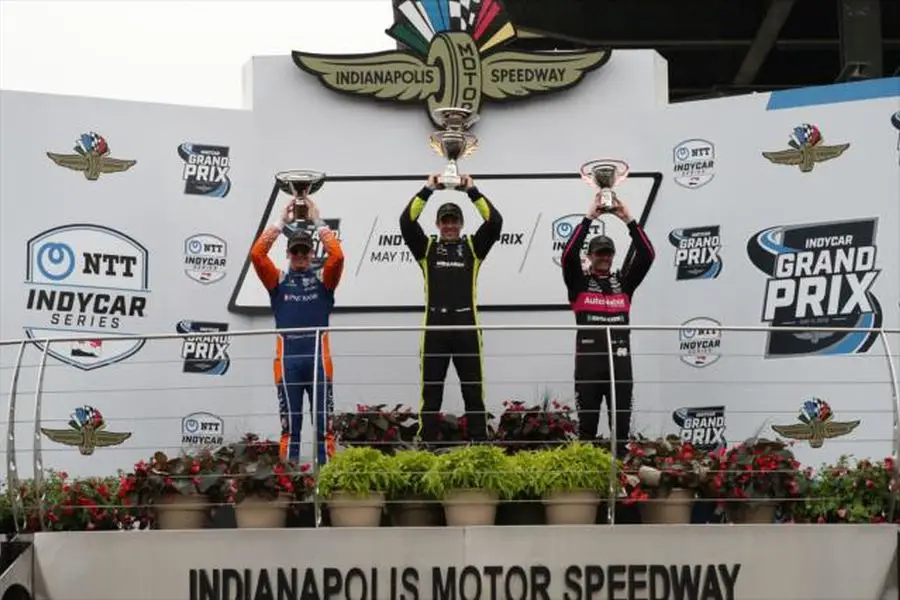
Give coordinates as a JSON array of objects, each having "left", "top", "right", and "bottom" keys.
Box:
[
  {"left": 24, "top": 224, "right": 150, "bottom": 370},
  {"left": 746, "top": 218, "right": 882, "bottom": 357}
]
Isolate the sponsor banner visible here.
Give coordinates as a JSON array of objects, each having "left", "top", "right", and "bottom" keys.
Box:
[
  {"left": 230, "top": 175, "right": 660, "bottom": 312},
  {"left": 184, "top": 234, "right": 228, "bottom": 284},
  {"left": 678, "top": 317, "right": 722, "bottom": 368},
  {"left": 178, "top": 143, "right": 232, "bottom": 197},
  {"left": 669, "top": 225, "right": 722, "bottom": 280},
  {"left": 673, "top": 405, "right": 726, "bottom": 450},
  {"left": 24, "top": 224, "right": 150, "bottom": 370},
  {"left": 177, "top": 321, "right": 231, "bottom": 375},
  {"left": 672, "top": 139, "right": 715, "bottom": 188},
  {"left": 181, "top": 411, "right": 224, "bottom": 450},
  {"left": 746, "top": 218, "right": 882, "bottom": 357}
]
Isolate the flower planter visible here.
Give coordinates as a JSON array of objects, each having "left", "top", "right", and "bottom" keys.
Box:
[
  {"left": 443, "top": 489, "right": 499, "bottom": 526},
  {"left": 390, "top": 495, "right": 442, "bottom": 527},
  {"left": 542, "top": 490, "right": 601, "bottom": 525},
  {"left": 639, "top": 488, "right": 694, "bottom": 524},
  {"left": 328, "top": 491, "right": 385, "bottom": 527},
  {"left": 732, "top": 501, "right": 777, "bottom": 524},
  {"left": 155, "top": 493, "right": 209, "bottom": 530},
  {"left": 234, "top": 494, "right": 292, "bottom": 529}
]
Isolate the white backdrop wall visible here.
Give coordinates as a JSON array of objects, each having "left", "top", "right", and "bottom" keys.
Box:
[{"left": 0, "top": 45, "right": 898, "bottom": 478}]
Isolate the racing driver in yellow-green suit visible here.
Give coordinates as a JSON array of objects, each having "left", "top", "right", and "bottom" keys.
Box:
[{"left": 399, "top": 173, "right": 503, "bottom": 443}]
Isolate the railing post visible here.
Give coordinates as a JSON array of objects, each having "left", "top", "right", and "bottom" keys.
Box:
[
  {"left": 605, "top": 326, "right": 617, "bottom": 526},
  {"left": 878, "top": 329, "right": 900, "bottom": 523},
  {"left": 31, "top": 340, "right": 50, "bottom": 532},
  {"left": 312, "top": 329, "right": 322, "bottom": 528},
  {"left": 5, "top": 341, "right": 27, "bottom": 533}
]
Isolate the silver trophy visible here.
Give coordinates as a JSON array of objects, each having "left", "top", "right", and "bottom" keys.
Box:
[
  {"left": 580, "top": 159, "right": 629, "bottom": 213},
  {"left": 428, "top": 107, "right": 480, "bottom": 189},
  {"left": 275, "top": 170, "right": 326, "bottom": 223}
]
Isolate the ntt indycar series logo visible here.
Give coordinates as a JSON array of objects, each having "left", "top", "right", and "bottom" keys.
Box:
[
  {"left": 678, "top": 317, "right": 722, "bottom": 368},
  {"left": 747, "top": 218, "right": 882, "bottom": 358},
  {"left": 24, "top": 224, "right": 150, "bottom": 370},
  {"left": 669, "top": 226, "right": 722, "bottom": 280},
  {"left": 551, "top": 215, "right": 605, "bottom": 267}
]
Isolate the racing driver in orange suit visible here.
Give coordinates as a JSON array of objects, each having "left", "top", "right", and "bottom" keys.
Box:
[{"left": 250, "top": 194, "right": 343, "bottom": 467}]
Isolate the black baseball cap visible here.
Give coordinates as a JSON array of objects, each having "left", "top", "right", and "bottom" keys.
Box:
[
  {"left": 287, "top": 230, "right": 313, "bottom": 252},
  {"left": 588, "top": 235, "right": 615, "bottom": 254},
  {"left": 436, "top": 202, "right": 463, "bottom": 222}
]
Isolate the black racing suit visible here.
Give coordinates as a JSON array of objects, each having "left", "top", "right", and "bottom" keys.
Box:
[
  {"left": 561, "top": 216, "right": 655, "bottom": 456},
  {"left": 399, "top": 186, "right": 503, "bottom": 442}
]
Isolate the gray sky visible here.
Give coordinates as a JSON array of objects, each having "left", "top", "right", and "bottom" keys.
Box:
[{"left": 0, "top": 1, "right": 394, "bottom": 108}]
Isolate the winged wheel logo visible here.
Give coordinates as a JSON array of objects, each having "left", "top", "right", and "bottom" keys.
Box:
[
  {"left": 41, "top": 405, "right": 131, "bottom": 455},
  {"left": 292, "top": 0, "right": 610, "bottom": 126}
]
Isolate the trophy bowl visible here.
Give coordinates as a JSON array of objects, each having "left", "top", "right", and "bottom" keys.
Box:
[
  {"left": 275, "top": 170, "right": 325, "bottom": 223},
  {"left": 428, "top": 130, "right": 479, "bottom": 161},
  {"left": 432, "top": 107, "right": 480, "bottom": 131},
  {"left": 580, "top": 159, "right": 629, "bottom": 214},
  {"left": 275, "top": 170, "right": 326, "bottom": 196},
  {"left": 580, "top": 159, "right": 629, "bottom": 190}
]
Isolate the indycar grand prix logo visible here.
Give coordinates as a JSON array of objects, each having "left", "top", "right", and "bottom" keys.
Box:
[
  {"left": 746, "top": 218, "right": 882, "bottom": 358},
  {"left": 292, "top": 0, "right": 610, "bottom": 126},
  {"left": 669, "top": 226, "right": 722, "bottom": 280},
  {"left": 177, "top": 320, "right": 232, "bottom": 375},
  {"left": 178, "top": 143, "right": 231, "bottom": 197}
]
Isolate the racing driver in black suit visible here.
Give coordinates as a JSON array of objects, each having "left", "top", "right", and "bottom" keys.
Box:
[
  {"left": 400, "top": 173, "right": 503, "bottom": 444},
  {"left": 561, "top": 192, "right": 655, "bottom": 457}
]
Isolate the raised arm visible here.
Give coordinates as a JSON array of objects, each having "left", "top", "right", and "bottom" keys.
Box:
[
  {"left": 562, "top": 198, "right": 601, "bottom": 291},
  {"left": 621, "top": 220, "right": 656, "bottom": 294},
  {"left": 399, "top": 182, "right": 433, "bottom": 261},
  {"left": 609, "top": 195, "right": 655, "bottom": 294},
  {"left": 250, "top": 221, "right": 283, "bottom": 292},
  {"left": 467, "top": 180, "right": 503, "bottom": 260},
  {"left": 318, "top": 224, "right": 344, "bottom": 291},
  {"left": 300, "top": 196, "right": 345, "bottom": 291}
]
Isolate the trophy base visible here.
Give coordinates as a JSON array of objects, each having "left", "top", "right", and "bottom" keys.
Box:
[{"left": 437, "top": 175, "right": 462, "bottom": 189}]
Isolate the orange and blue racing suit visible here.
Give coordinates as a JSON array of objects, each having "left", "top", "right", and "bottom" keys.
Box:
[{"left": 250, "top": 222, "right": 343, "bottom": 466}]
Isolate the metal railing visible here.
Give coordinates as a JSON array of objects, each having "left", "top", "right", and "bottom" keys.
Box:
[{"left": 1, "top": 323, "right": 898, "bottom": 531}]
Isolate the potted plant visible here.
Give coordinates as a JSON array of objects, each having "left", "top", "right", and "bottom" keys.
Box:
[
  {"left": 530, "top": 442, "right": 617, "bottom": 525},
  {"left": 387, "top": 449, "right": 442, "bottom": 526},
  {"left": 123, "top": 450, "right": 226, "bottom": 530},
  {"left": 212, "top": 433, "right": 315, "bottom": 529},
  {"left": 621, "top": 435, "right": 710, "bottom": 524},
  {"left": 493, "top": 398, "right": 577, "bottom": 454},
  {"left": 422, "top": 444, "right": 517, "bottom": 526},
  {"left": 2, "top": 471, "right": 69, "bottom": 533},
  {"left": 331, "top": 403, "right": 418, "bottom": 454},
  {"left": 705, "top": 437, "right": 806, "bottom": 523},
  {"left": 317, "top": 446, "right": 398, "bottom": 527},
  {"left": 43, "top": 473, "right": 136, "bottom": 531},
  {"left": 793, "top": 456, "right": 898, "bottom": 524},
  {"left": 497, "top": 450, "right": 546, "bottom": 525}
]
